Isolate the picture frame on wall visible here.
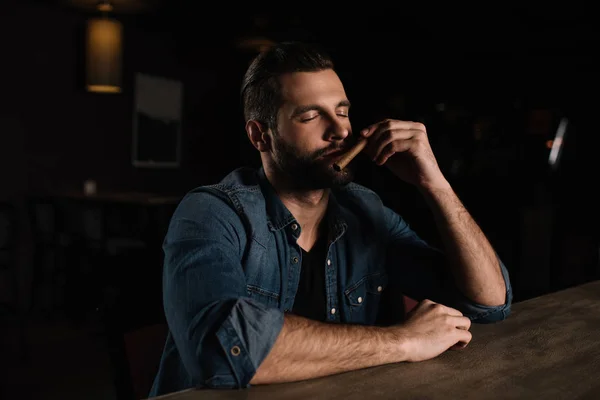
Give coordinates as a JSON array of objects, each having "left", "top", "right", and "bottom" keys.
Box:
[{"left": 132, "top": 73, "right": 183, "bottom": 168}]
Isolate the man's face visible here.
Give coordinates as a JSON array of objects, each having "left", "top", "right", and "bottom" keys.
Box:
[{"left": 269, "top": 69, "right": 356, "bottom": 190}]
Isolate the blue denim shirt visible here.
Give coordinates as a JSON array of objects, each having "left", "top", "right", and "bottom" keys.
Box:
[{"left": 149, "top": 166, "right": 512, "bottom": 396}]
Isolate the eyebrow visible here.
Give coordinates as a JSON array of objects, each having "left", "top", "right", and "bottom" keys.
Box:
[{"left": 291, "top": 100, "right": 351, "bottom": 118}]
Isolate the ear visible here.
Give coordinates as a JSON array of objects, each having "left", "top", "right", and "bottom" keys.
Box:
[{"left": 246, "top": 120, "right": 271, "bottom": 152}]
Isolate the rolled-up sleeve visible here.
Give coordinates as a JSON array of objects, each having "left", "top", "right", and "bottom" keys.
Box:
[
  {"left": 383, "top": 206, "right": 512, "bottom": 324},
  {"left": 162, "top": 192, "right": 284, "bottom": 388}
]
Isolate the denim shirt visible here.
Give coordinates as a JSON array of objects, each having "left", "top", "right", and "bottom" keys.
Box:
[{"left": 149, "top": 166, "right": 512, "bottom": 396}]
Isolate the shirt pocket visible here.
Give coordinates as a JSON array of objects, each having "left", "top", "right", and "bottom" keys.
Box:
[
  {"left": 344, "top": 272, "right": 388, "bottom": 324},
  {"left": 246, "top": 284, "right": 280, "bottom": 309}
]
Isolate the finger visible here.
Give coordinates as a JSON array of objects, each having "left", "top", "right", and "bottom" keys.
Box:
[
  {"left": 450, "top": 315, "right": 472, "bottom": 331},
  {"left": 360, "top": 120, "right": 388, "bottom": 138},
  {"left": 360, "top": 126, "right": 376, "bottom": 138},
  {"left": 360, "top": 120, "right": 425, "bottom": 138},
  {"left": 458, "top": 329, "right": 472, "bottom": 346},
  {"left": 371, "top": 128, "right": 418, "bottom": 159},
  {"left": 413, "top": 298, "right": 436, "bottom": 310},
  {"left": 370, "top": 129, "right": 422, "bottom": 164},
  {"left": 374, "top": 139, "right": 413, "bottom": 166},
  {"left": 448, "top": 330, "right": 472, "bottom": 351},
  {"left": 449, "top": 329, "right": 472, "bottom": 351},
  {"left": 410, "top": 121, "right": 428, "bottom": 134},
  {"left": 450, "top": 342, "right": 468, "bottom": 350},
  {"left": 441, "top": 304, "right": 464, "bottom": 317},
  {"left": 427, "top": 302, "right": 464, "bottom": 318}
]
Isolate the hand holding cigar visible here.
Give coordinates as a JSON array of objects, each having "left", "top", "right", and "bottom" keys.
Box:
[{"left": 333, "top": 137, "right": 368, "bottom": 171}]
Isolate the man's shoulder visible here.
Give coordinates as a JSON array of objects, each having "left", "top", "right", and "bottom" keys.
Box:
[
  {"left": 335, "top": 181, "right": 384, "bottom": 204},
  {"left": 196, "top": 167, "right": 262, "bottom": 195},
  {"left": 182, "top": 167, "right": 262, "bottom": 201},
  {"left": 173, "top": 167, "right": 265, "bottom": 218}
]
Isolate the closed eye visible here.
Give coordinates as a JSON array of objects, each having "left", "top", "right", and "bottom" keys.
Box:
[
  {"left": 301, "top": 112, "right": 348, "bottom": 123},
  {"left": 293, "top": 100, "right": 351, "bottom": 122},
  {"left": 300, "top": 115, "right": 319, "bottom": 123}
]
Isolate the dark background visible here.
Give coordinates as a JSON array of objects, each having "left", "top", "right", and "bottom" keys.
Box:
[{"left": 1, "top": 1, "right": 599, "bottom": 399}]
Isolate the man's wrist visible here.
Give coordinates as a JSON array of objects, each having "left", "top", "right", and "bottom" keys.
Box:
[
  {"left": 417, "top": 176, "right": 453, "bottom": 197},
  {"left": 381, "top": 326, "right": 412, "bottom": 364}
]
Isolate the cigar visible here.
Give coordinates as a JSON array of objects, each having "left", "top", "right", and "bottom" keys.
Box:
[{"left": 333, "top": 137, "right": 368, "bottom": 172}]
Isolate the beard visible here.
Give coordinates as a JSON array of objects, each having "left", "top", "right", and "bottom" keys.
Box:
[{"left": 271, "top": 135, "right": 356, "bottom": 190}]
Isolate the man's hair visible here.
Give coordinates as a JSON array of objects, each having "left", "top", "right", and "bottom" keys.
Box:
[{"left": 240, "top": 41, "right": 335, "bottom": 131}]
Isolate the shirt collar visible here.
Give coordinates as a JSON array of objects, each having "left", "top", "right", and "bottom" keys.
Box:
[{"left": 257, "top": 166, "right": 347, "bottom": 239}]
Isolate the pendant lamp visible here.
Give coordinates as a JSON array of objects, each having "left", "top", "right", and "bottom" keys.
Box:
[{"left": 85, "top": 1, "right": 122, "bottom": 93}]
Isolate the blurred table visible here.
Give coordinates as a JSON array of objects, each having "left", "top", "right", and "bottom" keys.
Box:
[
  {"left": 42, "top": 190, "right": 182, "bottom": 205},
  {"left": 151, "top": 280, "right": 600, "bottom": 400},
  {"left": 27, "top": 190, "right": 181, "bottom": 320}
]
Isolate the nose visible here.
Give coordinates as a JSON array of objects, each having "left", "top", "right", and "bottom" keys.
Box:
[{"left": 326, "top": 117, "right": 350, "bottom": 142}]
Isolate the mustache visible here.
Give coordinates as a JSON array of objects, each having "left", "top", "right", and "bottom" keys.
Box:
[
  {"left": 313, "top": 139, "right": 357, "bottom": 158},
  {"left": 314, "top": 146, "right": 345, "bottom": 158}
]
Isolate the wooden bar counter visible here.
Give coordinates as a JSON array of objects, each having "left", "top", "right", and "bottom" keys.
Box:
[{"left": 150, "top": 280, "right": 600, "bottom": 400}]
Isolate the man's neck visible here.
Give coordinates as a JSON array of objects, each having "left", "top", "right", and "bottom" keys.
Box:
[
  {"left": 280, "top": 189, "right": 329, "bottom": 225},
  {"left": 264, "top": 167, "right": 329, "bottom": 251}
]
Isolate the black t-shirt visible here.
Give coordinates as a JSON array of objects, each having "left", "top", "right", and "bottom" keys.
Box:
[{"left": 291, "top": 233, "right": 328, "bottom": 321}]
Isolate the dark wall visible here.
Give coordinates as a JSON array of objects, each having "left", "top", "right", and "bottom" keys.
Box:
[
  {"left": 1, "top": 0, "right": 257, "bottom": 203},
  {"left": 2, "top": 1, "right": 598, "bottom": 303},
  {"left": 3, "top": 2, "right": 598, "bottom": 201}
]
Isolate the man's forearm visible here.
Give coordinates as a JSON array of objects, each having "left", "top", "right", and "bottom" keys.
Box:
[
  {"left": 250, "top": 313, "right": 404, "bottom": 385},
  {"left": 420, "top": 183, "right": 506, "bottom": 306}
]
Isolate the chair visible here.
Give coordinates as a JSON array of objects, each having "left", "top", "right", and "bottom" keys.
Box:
[
  {"left": 104, "top": 318, "right": 168, "bottom": 400},
  {"left": 403, "top": 296, "right": 418, "bottom": 314},
  {"left": 98, "top": 262, "right": 167, "bottom": 400},
  {"left": 124, "top": 323, "right": 168, "bottom": 400}
]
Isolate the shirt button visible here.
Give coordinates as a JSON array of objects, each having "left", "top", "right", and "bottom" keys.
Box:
[
  {"left": 330, "top": 308, "right": 336, "bottom": 315},
  {"left": 231, "top": 346, "right": 241, "bottom": 356},
  {"left": 327, "top": 259, "right": 331, "bottom": 266},
  {"left": 357, "top": 297, "right": 363, "bottom": 304},
  {"left": 292, "top": 256, "right": 299, "bottom": 264},
  {"left": 377, "top": 286, "right": 383, "bottom": 292},
  {"left": 291, "top": 223, "right": 298, "bottom": 231}
]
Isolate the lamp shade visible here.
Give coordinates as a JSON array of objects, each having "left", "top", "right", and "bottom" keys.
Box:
[{"left": 85, "top": 17, "right": 122, "bottom": 93}]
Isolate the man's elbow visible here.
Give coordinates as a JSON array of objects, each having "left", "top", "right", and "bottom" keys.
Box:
[
  {"left": 479, "top": 264, "right": 511, "bottom": 307},
  {"left": 473, "top": 264, "right": 513, "bottom": 320},
  {"left": 476, "top": 304, "right": 511, "bottom": 323},
  {"left": 465, "top": 283, "right": 513, "bottom": 324},
  {"left": 470, "top": 295, "right": 512, "bottom": 324},
  {"left": 479, "top": 286, "right": 509, "bottom": 308}
]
